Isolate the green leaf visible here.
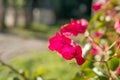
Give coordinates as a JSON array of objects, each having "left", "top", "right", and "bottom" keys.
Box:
[
  {"left": 34, "top": 67, "right": 49, "bottom": 78},
  {"left": 24, "top": 70, "right": 29, "bottom": 79},
  {"left": 82, "top": 68, "right": 97, "bottom": 78},
  {"left": 73, "top": 73, "right": 86, "bottom": 80},
  {"left": 95, "top": 21, "right": 105, "bottom": 29},
  {"left": 98, "top": 76, "right": 109, "bottom": 80},
  {"left": 94, "top": 38, "right": 100, "bottom": 44},
  {"left": 73, "top": 68, "right": 97, "bottom": 80},
  {"left": 110, "top": 0, "right": 119, "bottom": 6},
  {"left": 88, "top": 11, "right": 104, "bottom": 30},
  {"left": 108, "top": 57, "right": 119, "bottom": 71},
  {"left": 80, "top": 56, "right": 94, "bottom": 69},
  {"left": 13, "top": 77, "right": 20, "bottom": 80}
]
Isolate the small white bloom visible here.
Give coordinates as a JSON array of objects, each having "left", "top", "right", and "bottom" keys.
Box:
[
  {"left": 37, "top": 77, "right": 43, "bottom": 80},
  {"left": 100, "top": 16, "right": 104, "bottom": 21},
  {"left": 82, "top": 43, "right": 91, "bottom": 57},
  {"left": 105, "top": 16, "right": 111, "bottom": 22},
  {"left": 93, "top": 67, "right": 103, "bottom": 76}
]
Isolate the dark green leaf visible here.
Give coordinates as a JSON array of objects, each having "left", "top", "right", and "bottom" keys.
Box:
[
  {"left": 98, "top": 76, "right": 109, "bottom": 80},
  {"left": 108, "top": 57, "right": 119, "bottom": 71},
  {"left": 80, "top": 56, "right": 94, "bottom": 69},
  {"left": 13, "top": 77, "right": 20, "bottom": 80}
]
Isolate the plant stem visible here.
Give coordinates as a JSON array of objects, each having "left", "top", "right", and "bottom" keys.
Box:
[
  {"left": 104, "top": 61, "right": 114, "bottom": 80},
  {"left": 106, "top": 41, "right": 117, "bottom": 51},
  {"left": 0, "top": 59, "right": 29, "bottom": 80},
  {"left": 87, "top": 35, "right": 103, "bottom": 50}
]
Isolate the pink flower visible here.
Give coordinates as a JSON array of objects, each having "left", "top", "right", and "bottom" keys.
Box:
[
  {"left": 58, "top": 45, "right": 76, "bottom": 60},
  {"left": 48, "top": 32, "right": 75, "bottom": 60},
  {"left": 74, "top": 46, "right": 85, "bottom": 65},
  {"left": 90, "top": 47, "right": 100, "bottom": 55},
  {"left": 117, "top": 41, "right": 120, "bottom": 48},
  {"left": 61, "top": 19, "right": 88, "bottom": 36},
  {"left": 90, "top": 41, "right": 101, "bottom": 55},
  {"left": 92, "top": 2, "right": 102, "bottom": 11},
  {"left": 48, "top": 32, "right": 71, "bottom": 51},
  {"left": 94, "top": 31, "right": 104, "bottom": 38},
  {"left": 114, "top": 18, "right": 120, "bottom": 34},
  {"left": 116, "top": 66, "right": 120, "bottom": 74},
  {"left": 59, "top": 45, "right": 85, "bottom": 65},
  {"left": 48, "top": 33, "right": 85, "bottom": 65}
]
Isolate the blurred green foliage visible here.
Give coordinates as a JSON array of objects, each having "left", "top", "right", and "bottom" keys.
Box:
[
  {"left": 0, "top": 51, "right": 80, "bottom": 80},
  {"left": 7, "top": 24, "right": 60, "bottom": 39}
]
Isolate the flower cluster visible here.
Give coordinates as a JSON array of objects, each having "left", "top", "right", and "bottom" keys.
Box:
[
  {"left": 92, "top": 1, "right": 102, "bottom": 11},
  {"left": 61, "top": 19, "right": 88, "bottom": 36},
  {"left": 48, "top": 19, "right": 88, "bottom": 65},
  {"left": 92, "top": 0, "right": 120, "bottom": 34},
  {"left": 49, "top": 0, "right": 120, "bottom": 79}
]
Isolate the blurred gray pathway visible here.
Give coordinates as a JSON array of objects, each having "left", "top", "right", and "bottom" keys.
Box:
[{"left": 0, "top": 33, "right": 48, "bottom": 61}]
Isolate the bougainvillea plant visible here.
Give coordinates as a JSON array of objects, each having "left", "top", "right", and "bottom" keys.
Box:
[{"left": 48, "top": 0, "right": 120, "bottom": 80}]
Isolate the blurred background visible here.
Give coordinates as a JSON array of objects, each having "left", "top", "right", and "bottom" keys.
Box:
[{"left": 0, "top": 0, "right": 92, "bottom": 80}]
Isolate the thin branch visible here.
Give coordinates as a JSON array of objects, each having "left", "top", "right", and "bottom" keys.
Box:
[
  {"left": 87, "top": 34, "right": 103, "bottom": 50},
  {"left": 104, "top": 61, "right": 114, "bottom": 80},
  {"left": 0, "top": 59, "right": 29, "bottom": 80},
  {"left": 106, "top": 41, "right": 117, "bottom": 51},
  {"left": 86, "top": 57, "right": 106, "bottom": 63}
]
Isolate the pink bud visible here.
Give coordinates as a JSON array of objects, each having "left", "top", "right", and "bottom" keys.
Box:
[
  {"left": 61, "top": 18, "right": 88, "bottom": 36},
  {"left": 116, "top": 66, "right": 120, "bottom": 74},
  {"left": 114, "top": 18, "right": 120, "bottom": 34},
  {"left": 90, "top": 41, "right": 101, "bottom": 55},
  {"left": 92, "top": 2, "right": 102, "bottom": 11},
  {"left": 94, "top": 31, "right": 104, "bottom": 38},
  {"left": 90, "top": 47, "right": 99, "bottom": 55},
  {"left": 116, "top": 40, "right": 120, "bottom": 49}
]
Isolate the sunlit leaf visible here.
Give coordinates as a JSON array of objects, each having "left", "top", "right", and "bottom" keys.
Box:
[{"left": 34, "top": 67, "right": 49, "bottom": 77}]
